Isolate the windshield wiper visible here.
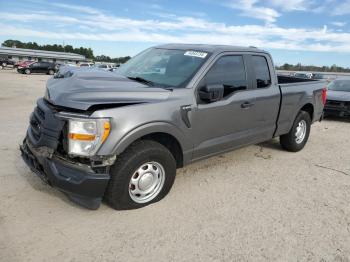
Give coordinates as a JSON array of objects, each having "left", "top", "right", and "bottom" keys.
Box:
[{"left": 127, "top": 76, "right": 154, "bottom": 86}]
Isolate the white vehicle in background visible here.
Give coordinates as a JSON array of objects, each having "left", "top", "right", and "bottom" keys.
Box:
[
  {"left": 293, "top": 72, "right": 313, "bottom": 79},
  {"left": 67, "top": 63, "right": 78, "bottom": 67},
  {"left": 79, "top": 62, "right": 94, "bottom": 67},
  {"left": 96, "top": 64, "right": 114, "bottom": 71}
]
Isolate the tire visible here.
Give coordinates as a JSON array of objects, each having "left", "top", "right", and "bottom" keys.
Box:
[
  {"left": 48, "top": 69, "right": 54, "bottom": 75},
  {"left": 104, "top": 140, "right": 177, "bottom": 210},
  {"left": 2, "top": 62, "right": 7, "bottom": 67},
  {"left": 280, "top": 110, "right": 311, "bottom": 152},
  {"left": 25, "top": 69, "right": 31, "bottom": 75}
]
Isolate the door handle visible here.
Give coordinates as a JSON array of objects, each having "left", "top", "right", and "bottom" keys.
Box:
[{"left": 241, "top": 101, "right": 255, "bottom": 109}]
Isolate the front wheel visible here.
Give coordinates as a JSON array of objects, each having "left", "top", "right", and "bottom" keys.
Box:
[
  {"left": 280, "top": 111, "right": 311, "bottom": 152},
  {"left": 104, "top": 140, "right": 177, "bottom": 210},
  {"left": 48, "top": 69, "right": 54, "bottom": 75}
]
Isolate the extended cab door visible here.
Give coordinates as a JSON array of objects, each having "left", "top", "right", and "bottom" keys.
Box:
[{"left": 246, "top": 54, "right": 280, "bottom": 141}]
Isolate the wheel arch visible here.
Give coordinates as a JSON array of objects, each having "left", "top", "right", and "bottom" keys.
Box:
[
  {"left": 300, "top": 103, "right": 314, "bottom": 121},
  {"left": 112, "top": 123, "right": 189, "bottom": 168}
]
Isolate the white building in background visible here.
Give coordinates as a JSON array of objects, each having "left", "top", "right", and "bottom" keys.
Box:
[{"left": 0, "top": 46, "right": 86, "bottom": 64}]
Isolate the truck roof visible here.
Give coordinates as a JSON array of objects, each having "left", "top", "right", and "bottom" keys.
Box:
[{"left": 155, "top": 43, "right": 268, "bottom": 54}]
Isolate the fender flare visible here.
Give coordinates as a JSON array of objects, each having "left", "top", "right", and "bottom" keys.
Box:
[{"left": 112, "top": 122, "right": 189, "bottom": 156}]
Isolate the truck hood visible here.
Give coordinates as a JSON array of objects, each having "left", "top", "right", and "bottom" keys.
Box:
[
  {"left": 46, "top": 68, "right": 171, "bottom": 111},
  {"left": 327, "top": 90, "right": 350, "bottom": 102}
]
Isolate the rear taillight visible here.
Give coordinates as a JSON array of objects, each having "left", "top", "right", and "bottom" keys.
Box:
[{"left": 322, "top": 88, "right": 327, "bottom": 105}]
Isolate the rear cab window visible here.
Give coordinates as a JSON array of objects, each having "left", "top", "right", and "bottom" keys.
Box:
[{"left": 252, "top": 56, "right": 271, "bottom": 88}]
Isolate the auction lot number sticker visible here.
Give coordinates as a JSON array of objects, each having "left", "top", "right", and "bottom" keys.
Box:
[{"left": 184, "top": 51, "right": 208, "bottom": 58}]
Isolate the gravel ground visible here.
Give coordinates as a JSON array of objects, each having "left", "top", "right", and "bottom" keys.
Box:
[{"left": 1, "top": 69, "right": 350, "bottom": 262}]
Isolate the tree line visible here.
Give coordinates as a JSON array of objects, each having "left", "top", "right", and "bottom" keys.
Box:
[
  {"left": 276, "top": 63, "right": 350, "bottom": 73},
  {"left": 3, "top": 40, "right": 349, "bottom": 70},
  {"left": 94, "top": 54, "right": 131, "bottom": 64},
  {"left": 1, "top": 39, "right": 130, "bottom": 63}
]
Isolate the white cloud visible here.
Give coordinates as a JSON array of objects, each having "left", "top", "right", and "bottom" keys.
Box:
[
  {"left": 268, "top": 0, "right": 310, "bottom": 11},
  {"left": 224, "top": 0, "right": 280, "bottom": 23},
  {"left": 331, "top": 21, "right": 347, "bottom": 27},
  {"left": 51, "top": 3, "right": 103, "bottom": 15},
  {"left": 1, "top": 3, "right": 350, "bottom": 54},
  {"left": 223, "top": 0, "right": 313, "bottom": 23},
  {"left": 333, "top": 0, "right": 350, "bottom": 15}
]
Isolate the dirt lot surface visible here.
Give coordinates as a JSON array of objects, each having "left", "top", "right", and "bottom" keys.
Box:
[{"left": 1, "top": 69, "right": 350, "bottom": 262}]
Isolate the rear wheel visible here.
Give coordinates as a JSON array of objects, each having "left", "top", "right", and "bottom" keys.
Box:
[
  {"left": 280, "top": 111, "right": 311, "bottom": 152},
  {"left": 48, "top": 69, "right": 54, "bottom": 75},
  {"left": 25, "top": 69, "right": 31, "bottom": 75},
  {"left": 2, "top": 62, "right": 7, "bottom": 67},
  {"left": 104, "top": 140, "right": 177, "bottom": 210}
]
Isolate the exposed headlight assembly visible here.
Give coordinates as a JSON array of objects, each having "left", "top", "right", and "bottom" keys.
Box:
[{"left": 68, "top": 118, "right": 110, "bottom": 157}]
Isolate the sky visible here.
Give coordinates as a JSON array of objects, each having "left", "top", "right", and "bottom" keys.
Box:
[{"left": 0, "top": 0, "right": 350, "bottom": 67}]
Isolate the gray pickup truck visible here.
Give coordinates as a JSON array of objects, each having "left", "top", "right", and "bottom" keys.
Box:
[{"left": 20, "top": 44, "right": 327, "bottom": 210}]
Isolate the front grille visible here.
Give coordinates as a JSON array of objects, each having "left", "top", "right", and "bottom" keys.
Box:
[
  {"left": 29, "top": 107, "right": 45, "bottom": 142},
  {"left": 27, "top": 98, "right": 65, "bottom": 150},
  {"left": 36, "top": 106, "right": 45, "bottom": 120}
]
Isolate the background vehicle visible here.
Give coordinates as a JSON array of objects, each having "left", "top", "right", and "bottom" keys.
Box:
[
  {"left": 15, "top": 60, "right": 35, "bottom": 69},
  {"left": 17, "top": 61, "right": 57, "bottom": 75},
  {"left": 79, "top": 62, "right": 94, "bottom": 67},
  {"left": 20, "top": 44, "right": 326, "bottom": 210},
  {"left": 312, "top": 73, "right": 325, "bottom": 80},
  {"left": 324, "top": 80, "right": 350, "bottom": 117},
  {"left": 0, "top": 57, "right": 15, "bottom": 69},
  {"left": 293, "top": 72, "right": 313, "bottom": 79},
  {"left": 96, "top": 64, "right": 113, "bottom": 71}
]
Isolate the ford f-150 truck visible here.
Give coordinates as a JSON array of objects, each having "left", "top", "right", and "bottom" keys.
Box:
[{"left": 20, "top": 44, "right": 327, "bottom": 210}]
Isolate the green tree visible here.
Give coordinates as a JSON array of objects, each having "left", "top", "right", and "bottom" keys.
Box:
[{"left": 1, "top": 39, "right": 94, "bottom": 58}]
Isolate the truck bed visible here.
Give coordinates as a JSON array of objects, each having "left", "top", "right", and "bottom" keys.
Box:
[{"left": 275, "top": 78, "right": 326, "bottom": 137}]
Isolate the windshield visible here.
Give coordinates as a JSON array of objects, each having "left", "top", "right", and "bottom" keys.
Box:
[
  {"left": 116, "top": 48, "right": 210, "bottom": 88},
  {"left": 328, "top": 80, "right": 350, "bottom": 92}
]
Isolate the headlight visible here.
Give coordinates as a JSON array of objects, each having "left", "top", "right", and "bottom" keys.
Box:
[{"left": 68, "top": 118, "right": 110, "bottom": 157}]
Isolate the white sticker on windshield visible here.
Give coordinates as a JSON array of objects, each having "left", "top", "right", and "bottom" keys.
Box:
[{"left": 184, "top": 51, "right": 208, "bottom": 58}]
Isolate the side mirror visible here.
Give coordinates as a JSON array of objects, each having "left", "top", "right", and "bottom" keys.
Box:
[{"left": 199, "top": 84, "right": 224, "bottom": 103}]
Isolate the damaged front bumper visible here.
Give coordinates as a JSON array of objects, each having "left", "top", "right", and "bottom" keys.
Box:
[{"left": 20, "top": 138, "right": 110, "bottom": 210}]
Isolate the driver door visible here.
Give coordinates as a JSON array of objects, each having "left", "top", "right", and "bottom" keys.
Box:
[{"left": 191, "top": 54, "right": 259, "bottom": 160}]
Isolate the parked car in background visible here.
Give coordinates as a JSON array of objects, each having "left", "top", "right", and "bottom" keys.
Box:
[
  {"left": 59, "top": 63, "right": 78, "bottom": 68},
  {"left": 293, "top": 72, "right": 313, "bottom": 79},
  {"left": 324, "top": 80, "right": 350, "bottom": 117},
  {"left": 17, "top": 61, "right": 57, "bottom": 75},
  {"left": 15, "top": 60, "right": 35, "bottom": 69},
  {"left": 312, "top": 73, "right": 325, "bottom": 80},
  {"left": 0, "top": 57, "right": 15, "bottom": 69},
  {"left": 20, "top": 44, "right": 326, "bottom": 210},
  {"left": 96, "top": 64, "right": 113, "bottom": 71},
  {"left": 110, "top": 64, "right": 121, "bottom": 72},
  {"left": 80, "top": 62, "right": 94, "bottom": 67}
]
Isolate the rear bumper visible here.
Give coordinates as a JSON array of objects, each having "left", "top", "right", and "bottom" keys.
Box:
[
  {"left": 324, "top": 107, "right": 350, "bottom": 117},
  {"left": 20, "top": 138, "right": 110, "bottom": 209}
]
